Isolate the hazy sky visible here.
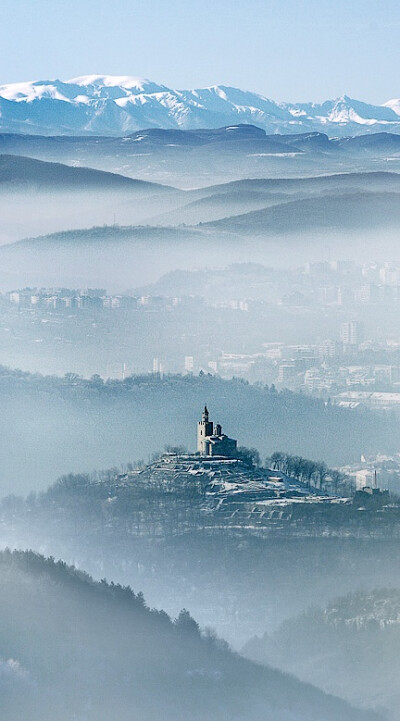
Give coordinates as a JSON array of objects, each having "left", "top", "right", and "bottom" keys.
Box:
[{"left": 1, "top": 0, "right": 399, "bottom": 103}]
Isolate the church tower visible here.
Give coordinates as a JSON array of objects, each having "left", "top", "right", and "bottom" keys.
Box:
[
  {"left": 197, "top": 405, "right": 237, "bottom": 457},
  {"left": 197, "top": 405, "right": 213, "bottom": 454}
]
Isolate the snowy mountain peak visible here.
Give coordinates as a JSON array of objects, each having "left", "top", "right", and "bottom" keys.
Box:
[
  {"left": 67, "top": 74, "right": 168, "bottom": 94},
  {"left": 0, "top": 76, "right": 399, "bottom": 136},
  {"left": 0, "top": 79, "right": 71, "bottom": 103},
  {"left": 383, "top": 98, "right": 400, "bottom": 117}
]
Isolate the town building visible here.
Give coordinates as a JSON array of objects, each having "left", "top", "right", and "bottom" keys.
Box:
[{"left": 340, "top": 320, "right": 364, "bottom": 348}]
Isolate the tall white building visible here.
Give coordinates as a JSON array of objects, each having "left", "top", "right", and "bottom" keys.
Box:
[
  {"left": 340, "top": 320, "right": 364, "bottom": 348},
  {"left": 184, "top": 356, "right": 194, "bottom": 373}
]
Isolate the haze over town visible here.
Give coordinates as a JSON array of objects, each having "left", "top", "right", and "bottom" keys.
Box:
[{"left": 2, "top": 2, "right": 400, "bottom": 720}]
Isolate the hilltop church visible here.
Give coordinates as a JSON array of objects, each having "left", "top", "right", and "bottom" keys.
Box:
[{"left": 197, "top": 406, "right": 237, "bottom": 457}]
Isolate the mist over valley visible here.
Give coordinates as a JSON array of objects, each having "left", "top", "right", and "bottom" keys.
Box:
[{"left": 3, "top": 73, "right": 400, "bottom": 721}]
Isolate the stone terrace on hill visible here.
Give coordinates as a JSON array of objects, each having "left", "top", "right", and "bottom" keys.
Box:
[{"left": 117, "top": 453, "right": 342, "bottom": 532}]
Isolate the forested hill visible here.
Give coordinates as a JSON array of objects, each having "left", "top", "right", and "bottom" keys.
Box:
[
  {"left": 243, "top": 588, "right": 400, "bottom": 720},
  {"left": 0, "top": 367, "right": 398, "bottom": 495},
  {"left": 0, "top": 549, "right": 379, "bottom": 721},
  {"left": 0, "top": 154, "right": 174, "bottom": 192}
]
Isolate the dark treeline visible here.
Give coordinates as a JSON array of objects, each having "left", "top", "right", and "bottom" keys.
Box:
[
  {"left": 0, "top": 548, "right": 379, "bottom": 721},
  {"left": 269, "top": 451, "right": 352, "bottom": 493},
  {"left": 0, "top": 451, "right": 395, "bottom": 549},
  {"left": 2, "top": 456, "right": 400, "bottom": 648}
]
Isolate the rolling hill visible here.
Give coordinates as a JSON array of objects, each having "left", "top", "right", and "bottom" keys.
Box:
[
  {"left": 2, "top": 170, "right": 400, "bottom": 289},
  {"left": 151, "top": 171, "right": 400, "bottom": 225},
  {"left": 205, "top": 191, "right": 400, "bottom": 235},
  {"left": 0, "top": 224, "right": 209, "bottom": 289},
  {"left": 0, "top": 158, "right": 184, "bottom": 245},
  {"left": 0, "top": 154, "right": 175, "bottom": 193},
  {"left": 196, "top": 171, "right": 400, "bottom": 197},
  {"left": 2, "top": 126, "right": 400, "bottom": 186}
]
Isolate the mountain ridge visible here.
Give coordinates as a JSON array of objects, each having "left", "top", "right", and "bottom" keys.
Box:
[{"left": 1, "top": 76, "right": 400, "bottom": 136}]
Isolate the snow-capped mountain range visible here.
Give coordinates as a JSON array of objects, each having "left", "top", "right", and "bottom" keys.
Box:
[{"left": 1, "top": 74, "right": 400, "bottom": 136}]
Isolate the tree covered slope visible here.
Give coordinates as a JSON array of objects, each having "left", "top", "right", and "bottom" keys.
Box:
[
  {"left": 243, "top": 588, "right": 400, "bottom": 720},
  {"left": 0, "top": 549, "right": 380, "bottom": 721}
]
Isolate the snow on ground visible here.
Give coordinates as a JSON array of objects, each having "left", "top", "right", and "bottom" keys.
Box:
[{"left": 1, "top": 77, "right": 400, "bottom": 136}]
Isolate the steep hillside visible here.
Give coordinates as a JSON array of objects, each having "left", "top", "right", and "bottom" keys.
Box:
[
  {"left": 0, "top": 549, "right": 379, "bottom": 721},
  {"left": 4, "top": 484, "right": 400, "bottom": 652},
  {"left": 243, "top": 589, "right": 400, "bottom": 720}
]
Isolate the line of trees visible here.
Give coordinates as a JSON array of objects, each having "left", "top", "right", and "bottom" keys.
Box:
[{"left": 268, "top": 451, "right": 352, "bottom": 495}]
